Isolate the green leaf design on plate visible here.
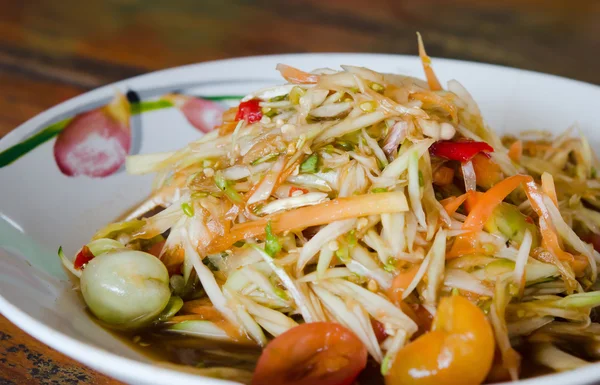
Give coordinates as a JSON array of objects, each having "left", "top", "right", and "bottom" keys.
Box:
[{"left": 0, "top": 95, "right": 243, "bottom": 168}]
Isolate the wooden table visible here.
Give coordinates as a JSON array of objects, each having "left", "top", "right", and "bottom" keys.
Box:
[{"left": 1, "top": 0, "right": 599, "bottom": 383}]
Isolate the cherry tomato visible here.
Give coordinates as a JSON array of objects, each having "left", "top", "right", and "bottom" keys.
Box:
[
  {"left": 385, "top": 295, "right": 495, "bottom": 385},
  {"left": 252, "top": 322, "right": 367, "bottom": 385}
]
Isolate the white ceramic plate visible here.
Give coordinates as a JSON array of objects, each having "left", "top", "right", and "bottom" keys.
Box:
[{"left": 1, "top": 54, "right": 600, "bottom": 385}]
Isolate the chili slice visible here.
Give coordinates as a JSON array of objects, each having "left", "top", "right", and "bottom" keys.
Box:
[
  {"left": 430, "top": 140, "right": 494, "bottom": 163},
  {"left": 235, "top": 99, "right": 262, "bottom": 124},
  {"left": 74, "top": 245, "right": 95, "bottom": 270}
]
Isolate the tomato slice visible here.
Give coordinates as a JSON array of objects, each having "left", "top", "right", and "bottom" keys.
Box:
[{"left": 252, "top": 322, "right": 367, "bottom": 385}]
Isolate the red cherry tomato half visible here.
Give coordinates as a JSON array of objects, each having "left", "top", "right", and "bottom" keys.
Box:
[
  {"left": 235, "top": 99, "right": 262, "bottom": 124},
  {"left": 252, "top": 322, "right": 367, "bottom": 385}
]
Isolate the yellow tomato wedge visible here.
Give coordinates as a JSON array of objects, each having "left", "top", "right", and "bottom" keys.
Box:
[{"left": 385, "top": 295, "right": 495, "bottom": 385}]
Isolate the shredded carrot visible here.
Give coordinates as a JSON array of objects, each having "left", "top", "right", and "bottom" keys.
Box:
[
  {"left": 571, "top": 254, "right": 589, "bottom": 277},
  {"left": 410, "top": 91, "right": 458, "bottom": 123},
  {"left": 441, "top": 193, "right": 468, "bottom": 216},
  {"left": 464, "top": 191, "right": 484, "bottom": 214},
  {"left": 523, "top": 180, "right": 565, "bottom": 258},
  {"left": 181, "top": 304, "right": 224, "bottom": 321},
  {"left": 448, "top": 176, "right": 532, "bottom": 259},
  {"left": 276, "top": 64, "right": 319, "bottom": 84},
  {"left": 447, "top": 232, "right": 496, "bottom": 259},
  {"left": 472, "top": 153, "right": 503, "bottom": 189},
  {"left": 433, "top": 166, "right": 455, "bottom": 186},
  {"left": 462, "top": 175, "right": 533, "bottom": 232},
  {"left": 417, "top": 32, "right": 443, "bottom": 91},
  {"left": 541, "top": 172, "right": 559, "bottom": 207},
  {"left": 508, "top": 140, "right": 522, "bottom": 162},
  {"left": 388, "top": 265, "right": 420, "bottom": 299},
  {"left": 206, "top": 192, "right": 408, "bottom": 254},
  {"left": 218, "top": 120, "right": 238, "bottom": 136}
]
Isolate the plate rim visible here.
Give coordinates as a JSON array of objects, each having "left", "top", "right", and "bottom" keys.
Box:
[{"left": 2, "top": 52, "right": 600, "bottom": 385}]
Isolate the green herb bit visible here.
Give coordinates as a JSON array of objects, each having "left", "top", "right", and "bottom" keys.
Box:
[
  {"left": 322, "top": 144, "right": 336, "bottom": 154},
  {"left": 261, "top": 107, "right": 278, "bottom": 118},
  {"left": 274, "top": 287, "right": 289, "bottom": 301},
  {"left": 289, "top": 86, "right": 305, "bottom": 105},
  {"left": 265, "top": 221, "right": 282, "bottom": 257},
  {"left": 181, "top": 202, "right": 195, "bottom": 217},
  {"left": 214, "top": 171, "right": 244, "bottom": 204},
  {"left": 384, "top": 258, "right": 397, "bottom": 273},
  {"left": 191, "top": 191, "right": 209, "bottom": 199},
  {"left": 336, "top": 246, "right": 350, "bottom": 263},
  {"left": 371, "top": 187, "right": 388, "bottom": 194},
  {"left": 203, "top": 258, "right": 219, "bottom": 272},
  {"left": 347, "top": 230, "right": 357, "bottom": 247},
  {"left": 381, "top": 355, "right": 392, "bottom": 376},
  {"left": 451, "top": 288, "right": 460, "bottom": 296},
  {"left": 418, "top": 170, "right": 424, "bottom": 187},
  {"left": 233, "top": 241, "right": 245, "bottom": 248},
  {"left": 269, "top": 94, "right": 288, "bottom": 102},
  {"left": 251, "top": 152, "right": 280, "bottom": 166},
  {"left": 300, "top": 153, "right": 319, "bottom": 174},
  {"left": 335, "top": 140, "right": 355, "bottom": 151}
]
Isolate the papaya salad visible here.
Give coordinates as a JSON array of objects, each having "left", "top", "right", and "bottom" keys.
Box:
[{"left": 60, "top": 38, "right": 600, "bottom": 385}]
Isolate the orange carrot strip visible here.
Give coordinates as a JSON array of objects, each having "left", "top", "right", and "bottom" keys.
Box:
[
  {"left": 464, "top": 191, "right": 484, "bottom": 213},
  {"left": 441, "top": 194, "right": 468, "bottom": 216},
  {"left": 523, "top": 180, "right": 568, "bottom": 259},
  {"left": 448, "top": 176, "right": 532, "bottom": 259},
  {"left": 276, "top": 64, "right": 319, "bottom": 84},
  {"left": 541, "top": 172, "right": 559, "bottom": 207},
  {"left": 417, "top": 32, "right": 442, "bottom": 91},
  {"left": 462, "top": 175, "right": 533, "bottom": 232},
  {"left": 206, "top": 192, "right": 408, "bottom": 254},
  {"left": 410, "top": 91, "right": 458, "bottom": 123}
]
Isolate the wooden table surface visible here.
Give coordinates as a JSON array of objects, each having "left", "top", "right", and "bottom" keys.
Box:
[{"left": 1, "top": 0, "right": 600, "bottom": 383}]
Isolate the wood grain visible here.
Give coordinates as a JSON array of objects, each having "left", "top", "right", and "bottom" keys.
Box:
[
  {"left": 1, "top": 0, "right": 600, "bottom": 383},
  {"left": 0, "top": 315, "right": 120, "bottom": 384}
]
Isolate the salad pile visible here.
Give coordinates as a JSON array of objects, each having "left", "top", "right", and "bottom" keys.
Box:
[{"left": 61, "top": 36, "right": 600, "bottom": 385}]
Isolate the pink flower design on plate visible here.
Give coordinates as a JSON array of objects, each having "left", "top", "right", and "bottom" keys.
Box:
[
  {"left": 165, "top": 94, "right": 225, "bottom": 133},
  {"left": 53, "top": 93, "right": 131, "bottom": 177}
]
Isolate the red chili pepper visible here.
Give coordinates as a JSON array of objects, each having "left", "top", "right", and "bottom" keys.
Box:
[
  {"left": 74, "top": 245, "right": 95, "bottom": 270},
  {"left": 289, "top": 186, "right": 309, "bottom": 197},
  {"left": 429, "top": 140, "right": 494, "bottom": 162},
  {"left": 235, "top": 99, "right": 262, "bottom": 124}
]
